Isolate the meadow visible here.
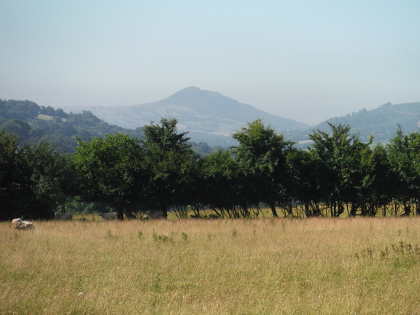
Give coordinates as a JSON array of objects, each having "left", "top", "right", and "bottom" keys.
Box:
[{"left": 1, "top": 218, "right": 420, "bottom": 314}]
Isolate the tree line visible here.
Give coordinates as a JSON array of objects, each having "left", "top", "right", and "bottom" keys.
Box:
[{"left": 1, "top": 118, "right": 419, "bottom": 221}]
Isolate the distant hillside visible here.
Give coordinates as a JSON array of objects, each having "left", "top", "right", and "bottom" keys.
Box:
[
  {"left": 288, "top": 102, "right": 420, "bottom": 143},
  {"left": 82, "top": 87, "right": 308, "bottom": 146},
  {"left": 0, "top": 99, "right": 215, "bottom": 154},
  {"left": 5, "top": 97, "right": 416, "bottom": 152},
  {"left": 0, "top": 99, "right": 144, "bottom": 152}
]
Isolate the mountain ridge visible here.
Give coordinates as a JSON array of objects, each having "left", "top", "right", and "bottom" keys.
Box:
[
  {"left": 6, "top": 89, "right": 418, "bottom": 149},
  {"left": 287, "top": 101, "right": 420, "bottom": 143},
  {"left": 82, "top": 87, "right": 308, "bottom": 146}
]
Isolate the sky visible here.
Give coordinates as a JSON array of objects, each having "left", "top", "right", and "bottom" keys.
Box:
[{"left": 1, "top": 0, "right": 419, "bottom": 125}]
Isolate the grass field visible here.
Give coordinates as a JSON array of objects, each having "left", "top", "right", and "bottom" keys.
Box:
[{"left": 1, "top": 218, "right": 420, "bottom": 314}]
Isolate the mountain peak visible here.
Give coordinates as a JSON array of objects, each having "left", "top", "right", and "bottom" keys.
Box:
[
  {"left": 82, "top": 87, "right": 308, "bottom": 146},
  {"left": 168, "top": 86, "right": 202, "bottom": 98},
  {"left": 180, "top": 86, "right": 201, "bottom": 92},
  {"left": 165, "top": 87, "right": 237, "bottom": 106}
]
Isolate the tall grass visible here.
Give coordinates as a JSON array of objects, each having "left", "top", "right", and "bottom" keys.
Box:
[{"left": 1, "top": 218, "right": 420, "bottom": 314}]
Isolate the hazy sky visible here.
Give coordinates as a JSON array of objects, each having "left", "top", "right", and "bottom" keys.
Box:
[{"left": 1, "top": 0, "right": 419, "bottom": 124}]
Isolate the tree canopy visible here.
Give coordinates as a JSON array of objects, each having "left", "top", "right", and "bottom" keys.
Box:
[{"left": 1, "top": 119, "right": 419, "bottom": 220}]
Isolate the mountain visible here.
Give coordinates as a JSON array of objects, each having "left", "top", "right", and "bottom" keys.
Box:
[
  {"left": 288, "top": 102, "right": 420, "bottom": 143},
  {"left": 5, "top": 93, "right": 416, "bottom": 152},
  {"left": 0, "top": 99, "right": 145, "bottom": 152},
  {"left": 83, "top": 87, "right": 308, "bottom": 146}
]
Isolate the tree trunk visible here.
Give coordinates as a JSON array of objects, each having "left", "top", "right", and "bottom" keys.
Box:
[
  {"left": 161, "top": 207, "right": 168, "bottom": 219},
  {"left": 270, "top": 203, "right": 278, "bottom": 217},
  {"left": 117, "top": 210, "right": 124, "bottom": 220},
  {"left": 349, "top": 202, "right": 358, "bottom": 217},
  {"left": 382, "top": 205, "right": 387, "bottom": 217},
  {"left": 125, "top": 211, "right": 136, "bottom": 219},
  {"left": 402, "top": 202, "right": 411, "bottom": 216}
]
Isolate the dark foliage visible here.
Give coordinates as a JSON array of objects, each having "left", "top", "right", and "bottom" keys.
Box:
[{"left": 1, "top": 108, "right": 419, "bottom": 220}]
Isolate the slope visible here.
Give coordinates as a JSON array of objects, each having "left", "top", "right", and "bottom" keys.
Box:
[
  {"left": 0, "top": 99, "right": 144, "bottom": 152},
  {"left": 288, "top": 102, "right": 420, "bottom": 143},
  {"left": 86, "top": 87, "right": 308, "bottom": 146}
]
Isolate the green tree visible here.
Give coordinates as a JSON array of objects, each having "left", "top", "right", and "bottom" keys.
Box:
[
  {"left": 387, "top": 129, "right": 420, "bottom": 215},
  {"left": 0, "top": 131, "right": 33, "bottom": 220},
  {"left": 201, "top": 150, "right": 248, "bottom": 218},
  {"left": 233, "top": 120, "right": 293, "bottom": 217},
  {"left": 0, "top": 131, "right": 72, "bottom": 220},
  {"left": 73, "top": 134, "right": 147, "bottom": 219},
  {"left": 358, "top": 144, "right": 395, "bottom": 216},
  {"left": 309, "top": 123, "right": 368, "bottom": 217},
  {"left": 287, "top": 149, "right": 324, "bottom": 217},
  {"left": 142, "top": 119, "right": 197, "bottom": 218},
  {"left": 23, "top": 142, "right": 77, "bottom": 218}
]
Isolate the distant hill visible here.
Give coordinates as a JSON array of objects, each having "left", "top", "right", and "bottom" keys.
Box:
[
  {"left": 0, "top": 99, "right": 144, "bottom": 152},
  {"left": 81, "top": 87, "right": 308, "bottom": 146},
  {"left": 4, "top": 96, "right": 417, "bottom": 152},
  {"left": 0, "top": 99, "right": 215, "bottom": 155},
  {"left": 287, "top": 102, "right": 420, "bottom": 143}
]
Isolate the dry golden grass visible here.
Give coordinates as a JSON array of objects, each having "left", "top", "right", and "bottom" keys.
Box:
[{"left": 1, "top": 218, "right": 420, "bottom": 314}]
